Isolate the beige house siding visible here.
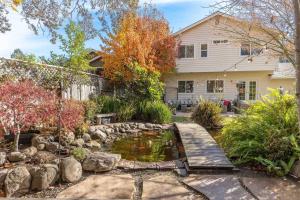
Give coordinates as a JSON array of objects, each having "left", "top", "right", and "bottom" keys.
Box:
[
  {"left": 176, "top": 16, "right": 278, "bottom": 73},
  {"left": 165, "top": 71, "right": 295, "bottom": 102}
]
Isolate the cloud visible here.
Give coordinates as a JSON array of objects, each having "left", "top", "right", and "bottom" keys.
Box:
[{"left": 0, "top": 11, "right": 57, "bottom": 58}]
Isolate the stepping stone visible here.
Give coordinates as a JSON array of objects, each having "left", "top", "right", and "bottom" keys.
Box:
[
  {"left": 183, "top": 175, "right": 254, "bottom": 200},
  {"left": 143, "top": 175, "right": 196, "bottom": 199},
  {"left": 242, "top": 177, "right": 300, "bottom": 200},
  {"left": 57, "top": 174, "right": 134, "bottom": 199}
]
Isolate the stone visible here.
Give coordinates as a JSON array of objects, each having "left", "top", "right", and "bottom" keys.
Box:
[
  {"left": 242, "top": 176, "right": 300, "bottom": 200},
  {"left": 93, "top": 129, "right": 107, "bottom": 141},
  {"left": 155, "top": 124, "right": 163, "bottom": 129},
  {"left": 72, "top": 138, "right": 85, "bottom": 147},
  {"left": 119, "top": 128, "right": 126, "bottom": 133},
  {"left": 61, "top": 157, "right": 82, "bottom": 183},
  {"left": 45, "top": 142, "right": 60, "bottom": 152},
  {"left": 61, "top": 132, "right": 75, "bottom": 144},
  {"left": 88, "top": 140, "right": 101, "bottom": 151},
  {"left": 33, "top": 151, "right": 58, "bottom": 164},
  {"left": 22, "top": 146, "right": 37, "bottom": 157},
  {"left": 143, "top": 175, "right": 196, "bottom": 200},
  {"left": 82, "top": 152, "right": 121, "bottom": 172},
  {"left": 31, "top": 164, "right": 59, "bottom": 191},
  {"left": 88, "top": 126, "right": 96, "bottom": 133},
  {"left": 145, "top": 123, "right": 153, "bottom": 129},
  {"left": 183, "top": 175, "right": 254, "bottom": 200},
  {"left": 0, "top": 169, "right": 8, "bottom": 188},
  {"left": 82, "top": 133, "right": 91, "bottom": 143},
  {"left": 138, "top": 123, "right": 146, "bottom": 129},
  {"left": 7, "top": 152, "right": 26, "bottom": 162},
  {"left": 36, "top": 144, "right": 46, "bottom": 151},
  {"left": 57, "top": 174, "right": 134, "bottom": 199},
  {"left": 31, "top": 135, "right": 48, "bottom": 150},
  {"left": 4, "top": 166, "right": 31, "bottom": 197},
  {"left": 291, "top": 160, "right": 300, "bottom": 178},
  {"left": 105, "top": 128, "right": 114, "bottom": 135},
  {"left": 0, "top": 152, "right": 6, "bottom": 165}
]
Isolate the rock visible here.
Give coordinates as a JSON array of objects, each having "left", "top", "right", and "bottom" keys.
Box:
[
  {"left": 89, "top": 140, "right": 101, "bottom": 151},
  {"left": 82, "top": 133, "right": 91, "bottom": 143},
  {"left": 7, "top": 152, "right": 26, "bottom": 162},
  {"left": 92, "top": 130, "right": 107, "bottom": 141},
  {"left": 4, "top": 166, "right": 31, "bottom": 197},
  {"left": 0, "top": 152, "right": 6, "bottom": 165},
  {"left": 138, "top": 123, "right": 146, "bottom": 129},
  {"left": 45, "top": 142, "right": 60, "bottom": 152},
  {"left": 88, "top": 126, "right": 96, "bottom": 134},
  {"left": 119, "top": 128, "right": 126, "bottom": 133},
  {"left": 31, "top": 135, "right": 48, "bottom": 150},
  {"left": 145, "top": 123, "right": 153, "bottom": 129},
  {"left": 291, "top": 160, "right": 300, "bottom": 178},
  {"left": 31, "top": 164, "right": 59, "bottom": 191},
  {"left": 0, "top": 169, "right": 8, "bottom": 188},
  {"left": 105, "top": 128, "right": 114, "bottom": 135},
  {"left": 72, "top": 138, "right": 85, "bottom": 147},
  {"left": 82, "top": 152, "right": 121, "bottom": 172},
  {"left": 61, "top": 157, "right": 82, "bottom": 183},
  {"left": 61, "top": 132, "right": 75, "bottom": 144},
  {"left": 22, "top": 146, "right": 37, "bottom": 157},
  {"left": 155, "top": 124, "right": 163, "bottom": 129},
  {"left": 33, "top": 151, "right": 58, "bottom": 164}
]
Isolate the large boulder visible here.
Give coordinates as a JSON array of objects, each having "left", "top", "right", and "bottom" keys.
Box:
[
  {"left": 82, "top": 152, "right": 121, "bottom": 172},
  {"left": 31, "top": 164, "right": 59, "bottom": 191},
  {"left": 33, "top": 151, "right": 58, "bottom": 165},
  {"left": 0, "top": 169, "right": 8, "bottom": 188},
  {"left": 7, "top": 152, "right": 26, "bottom": 162},
  {"left": 22, "top": 146, "right": 37, "bottom": 157},
  {"left": 82, "top": 133, "right": 91, "bottom": 143},
  {"left": 60, "top": 157, "right": 82, "bottom": 183},
  {"left": 92, "top": 129, "right": 107, "bottom": 141},
  {"left": 61, "top": 131, "right": 75, "bottom": 145},
  {"left": 0, "top": 152, "right": 6, "bottom": 165},
  {"left": 4, "top": 166, "right": 31, "bottom": 197},
  {"left": 291, "top": 160, "right": 300, "bottom": 178},
  {"left": 31, "top": 135, "right": 49, "bottom": 150}
]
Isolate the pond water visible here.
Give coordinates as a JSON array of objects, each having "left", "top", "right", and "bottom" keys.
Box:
[{"left": 109, "top": 130, "right": 185, "bottom": 162}]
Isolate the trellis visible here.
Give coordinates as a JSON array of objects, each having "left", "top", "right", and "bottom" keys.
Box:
[{"left": 0, "top": 58, "right": 102, "bottom": 100}]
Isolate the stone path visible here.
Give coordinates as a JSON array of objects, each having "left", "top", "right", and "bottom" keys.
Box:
[
  {"left": 175, "top": 123, "right": 234, "bottom": 169},
  {"left": 242, "top": 176, "right": 300, "bottom": 200},
  {"left": 183, "top": 175, "right": 255, "bottom": 200},
  {"left": 57, "top": 174, "right": 134, "bottom": 199}
]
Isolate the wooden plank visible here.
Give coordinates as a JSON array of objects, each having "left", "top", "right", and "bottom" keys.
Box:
[{"left": 175, "top": 123, "right": 234, "bottom": 169}]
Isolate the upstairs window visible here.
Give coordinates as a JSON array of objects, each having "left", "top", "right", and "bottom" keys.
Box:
[
  {"left": 207, "top": 80, "right": 224, "bottom": 93},
  {"left": 241, "top": 43, "right": 251, "bottom": 56},
  {"left": 201, "top": 44, "right": 208, "bottom": 57},
  {"left": 279, "top": 56, "right": 290, "bottom": 63},
  {"left": 178, "top": 81, "right": 194, "bottom": 93},
  {"left": 178, "top": 45, "right": 194, "bottom": 58}
]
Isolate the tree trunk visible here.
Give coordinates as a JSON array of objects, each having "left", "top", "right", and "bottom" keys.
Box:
[
  {"left": 294, "top": 0, "right": 300, "bottom": 132},
  {"left": 13, "top": 124, "right": 21, "bottom": 152}
]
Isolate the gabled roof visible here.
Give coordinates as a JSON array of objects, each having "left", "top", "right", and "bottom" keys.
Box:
[{"left": 173, "top": 11, "right": 235, "bottom": 36}]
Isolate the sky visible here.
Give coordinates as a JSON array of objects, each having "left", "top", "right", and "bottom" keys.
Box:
[{"left": 0, "top": 0, "right": 215, "bottom": 58}]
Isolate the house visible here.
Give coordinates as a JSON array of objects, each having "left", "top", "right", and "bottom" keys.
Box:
[{"left": 164, "top": 12, "right": 295, "bottom": 104}]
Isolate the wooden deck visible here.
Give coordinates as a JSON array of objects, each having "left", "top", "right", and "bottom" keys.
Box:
[{"left": 175, "top": 123, "right": 234, "bottom": 169}]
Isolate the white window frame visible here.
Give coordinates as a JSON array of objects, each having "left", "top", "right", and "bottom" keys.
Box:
[
  {"left": 200, "top": 43, "right": 208, "bottom": 58},
  {"left": 206, "top": 80, "right": 225, "bottom": 94},
  {"left": 177, "top": 80, "right": 195, "bottom": 94},
  {"left": 178, "top": 44, "right": 195, "bottom": 59},
  {"left": 240, "top": 43, "right": 263, "bottom": 57},
  {"left": 212, "top": 39, "right": 229, "bottom": 45},
  {"left": 237, "top": 80, "right": 258, "bottom": 100}
]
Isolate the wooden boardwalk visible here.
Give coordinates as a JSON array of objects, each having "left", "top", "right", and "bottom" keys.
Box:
[{"left": 175, "top": 123, "right": 234, "bottom": 169}]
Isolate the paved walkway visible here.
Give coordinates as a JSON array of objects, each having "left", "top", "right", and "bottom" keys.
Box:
[{"left": 175, "top": 123, "right": 234, "bottom": 169}]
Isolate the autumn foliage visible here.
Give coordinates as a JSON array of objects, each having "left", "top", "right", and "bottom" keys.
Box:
[
  {"left": 100, "top": 10, "right": 177, "bottom": 82},
  {"left": 0, "top": 80, "right": 84, "bottom": 151}
]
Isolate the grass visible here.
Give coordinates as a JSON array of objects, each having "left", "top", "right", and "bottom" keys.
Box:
[{"left": 171, "top": 116, "right": 192, "bottom": 123}]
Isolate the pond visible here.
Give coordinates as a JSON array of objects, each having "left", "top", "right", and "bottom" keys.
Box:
[{"left": 108, "top": 130, "right": 185, "bottom": 162}]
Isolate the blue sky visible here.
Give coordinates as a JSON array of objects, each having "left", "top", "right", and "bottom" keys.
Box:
[{"left": 0, "top": 0, "right": 215, "bottom": 58}]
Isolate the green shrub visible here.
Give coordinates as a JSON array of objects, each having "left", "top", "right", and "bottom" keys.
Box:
[
  {"left": 97, "top": 96, "right": 122, "bottom": 114},
  {"left": 137, "top": 101, "right": 172, "bottom": 124},
  {"left": 82, "top": 100, "right": 97, "bottom": 122},
  {"left": 219, "top": 89, "right": 300, "bottom": 176},
  {"left": 116, "top": 103, "right": 136, "bottom": 122},
  {"left": 71, "top": 147, "right": 87, "bottom": 161},
  {"left": 191, "top": 99, "right": 222, "bottom": 129}
]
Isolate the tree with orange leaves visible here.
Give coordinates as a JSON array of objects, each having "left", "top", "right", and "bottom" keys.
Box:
[{"left": 100, "top": 5, "right": 177, "bottom": 83}]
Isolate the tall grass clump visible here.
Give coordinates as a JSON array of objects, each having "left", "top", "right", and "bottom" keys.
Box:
[
  {"left": 137, "top": 101, "right": 172, "bottom": 124},
  {"left": 191, "top": 99, "right": 222, "bottom": 129},
  {"left": 219, "top": 89, "right": 300, "bottom": 176}
]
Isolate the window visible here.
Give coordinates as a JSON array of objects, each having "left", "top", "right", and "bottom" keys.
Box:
[
  {"left": 213, "top": 40, "right": 229, "bottom": 44},
  {"left": 207, "top": 80, "right": 224, "bottom": 93},
  {"left": 241, "top": 43, "right": 262, "bottom": 56},
  {"left": 201, "top": 44, "right": 208, "bottom": 57},
  {"left": 279, "top": 56, "right": 290, "bottom": 63},
  {"left": 178, "top": 81, "right": 194, "bottom": 93},
  {"left": 241, "top": 43, "right": 251, "bottom": 56},
  {"left": 249, "top": 81, "right": 257, "bottom": 100},
  {"left": 178, "top": 45, "right": 194, "bottom": 58},
  {"left": 237, "top": 81, "right": 246, "bottom": 100}
]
